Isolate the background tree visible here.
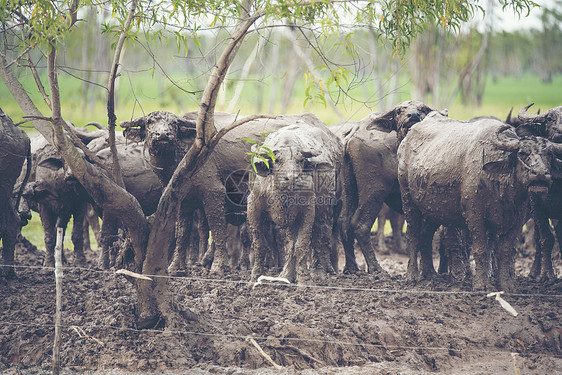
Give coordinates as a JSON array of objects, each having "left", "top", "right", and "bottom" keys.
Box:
[{"left": 0, "top": 0, "right": 539, "bottom": 328}]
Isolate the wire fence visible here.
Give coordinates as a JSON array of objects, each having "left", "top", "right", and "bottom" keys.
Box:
[
  {"left": 3, "top": 263, "right": 562, "bottom": 298},
  {"left": 1, "top": 262, "right": 562, "bottom": 365}
]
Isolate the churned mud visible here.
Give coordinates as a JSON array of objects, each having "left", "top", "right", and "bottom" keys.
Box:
[{"left": 1, "top": 238, "right": 561, "bottom": 374}]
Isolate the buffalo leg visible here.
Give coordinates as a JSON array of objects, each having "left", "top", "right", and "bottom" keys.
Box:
[
  {"left": 417, "top": 220, "right": 438, "bottom": 279},
  {"left": 169, "top": 207, "right": 194, "bottom": 275},
  {"left": 403, "top": 200, "right": 424, "bottom": 282},
  {"left": 248, "top": 202, "right": 268, "bottom": 282},
  {"left": 311, "top": 204, "right": 336, "bottom": 275},
  {"left": 496, "top": 231, "right": 517, "bottom": 292},
  {"left": 1, "top": 209, "right": 18, "bottom": 278},
  {"left": 279, "top": 207, "right": 314, "bottom": 283},
  {"left": 531, "top": 204, "right": 556, "bottom": 282},
  {"left": 469, "top": 224, "right": 494, "bottom": 291},
  {"left": 40, "top": 207, "right": 58, "bottom": 267},
  {"left": 390, "top": 210, "right": 406, "bottom": 254},
  {"left": 340, "top": 226, "right": 359, "bottom": 273},
  {"left": 376, "top": 209, "right": 389, "bottom": 254},
  {"left": 98, "top": 214, "right": 118, "bottom": 269},
  {"left": 71, "top": 205, "right": 87, "bottom": 266},
  {"left": 203, "top": 189, "right": 230, "bottom": 274},
  {"left": 351, "top": 197, "right": 387, "bottom": 275},
  {"left": 239, "top": 223, "right": 252, "bottom": 270}
]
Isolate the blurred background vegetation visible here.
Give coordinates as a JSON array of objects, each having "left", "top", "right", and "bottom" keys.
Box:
[
  {"left": 2, "top": 3, "right": 561, "bottom": 130},
  {"left": 2, "top": 1, "right": 561, "bottom": 251}
]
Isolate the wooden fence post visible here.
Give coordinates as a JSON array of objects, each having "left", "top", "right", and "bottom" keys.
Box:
[{"left": 52, "top": 227, "right": 63, "bottom": 375}]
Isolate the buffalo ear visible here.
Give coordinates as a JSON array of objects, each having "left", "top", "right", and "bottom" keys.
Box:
[
  {"left": 301, "top": 148, "right": 320, "bottom": 159},
  {"left": 250, "top": 144, "right": 273, "bottom": 177},
  {"left": 366, "top": 118, "right": 394, "bottom": 132},
  {"left": 123, "top": 127, "right": 146, "bottom": 143},
  {"left": 177, "top": 119, "right": 197, "bottom": 138},
  {"left": 38, "top": 157, "right": 64, "bottom": 171},
  {"left": 254, "top": 158, "right": 272, "bottom": 177},
  {"left": 482, "top": 154, "right": 514, "bottom": 174}
]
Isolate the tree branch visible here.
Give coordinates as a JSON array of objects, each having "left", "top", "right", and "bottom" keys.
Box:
[{"left": 107, "top": 0, "right": 138, "bottom": 188}]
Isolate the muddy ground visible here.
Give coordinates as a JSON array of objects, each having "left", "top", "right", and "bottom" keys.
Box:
[{"left": 1, "top": 236, "right": 561, "bottom": 375}]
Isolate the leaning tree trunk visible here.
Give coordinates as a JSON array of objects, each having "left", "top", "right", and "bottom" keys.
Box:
[{"left": 136, "top": 1, "right": 265, "bottom": 326}]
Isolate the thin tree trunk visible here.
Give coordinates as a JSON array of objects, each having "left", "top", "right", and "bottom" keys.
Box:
[
  {"left": 52, "top": 227, "right": 63, "bottom": 375},
  {"left": 106, "top": 0, "right": 137, "bottom": 186}
]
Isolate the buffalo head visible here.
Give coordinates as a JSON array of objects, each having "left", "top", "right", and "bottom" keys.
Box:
[
  {"left": 362, "top": 100, "right": 439, "bottom": 142},
  {"left": 121, "top": 111, "right": 197, "bottom": 156},
  {"left": 508, "top": 104, "right": 562, "bottom": 142},
  {"left": 486, "top": 125, "right": 562, "bottom": 195},
  {"left": 253, "top": 144, "right": 321, "bottom": 192},
  {"left": 32, "top": 145, "right": 86, "bottom": 210}
]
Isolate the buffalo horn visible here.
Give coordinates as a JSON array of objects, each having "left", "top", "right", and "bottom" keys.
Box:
[
  {"left": 85, "top": 121, "right": 105, "bottom": 130},
  {"left": 518, "top": 103, "right": 548, "bottom": 124},
  {"left": 119, "top": 117, "right": 145, "bottom": 129},
  {"left": 492, "top": 125, "right": 520, "bottom": 152},
  {"left": 506, "top": 107, "right": 513, "bottom": 123}
]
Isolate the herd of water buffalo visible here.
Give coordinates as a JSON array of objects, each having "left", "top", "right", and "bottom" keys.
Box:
[{"left": 1, "top": 100, "right": 561, "bottom": 293}]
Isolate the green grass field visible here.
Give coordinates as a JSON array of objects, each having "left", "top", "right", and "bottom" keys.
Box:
[{"left": 2, "top": 70, "right": 561, "bottom": 129}]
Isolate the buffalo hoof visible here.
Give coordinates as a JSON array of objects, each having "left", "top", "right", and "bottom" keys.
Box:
[
  {"left": 528, "top": 268, "right": 540, "bottom": 280},
  {"left": 343, "top": 265, "right": 360, "bottom": 275},
  {"left": 210, "top": 261, "right": 230, "bottom": 276},
  {"left": 169, "top": 259, "right": 188, "bottom": 276},
  {"left": 472, "top": 277, "right": 495, "bottom": 292},
  {"left": 403, "top": 270, "right": 420, "bottom": 284},
  {"left": 279, "top": 269, "right": 296, "bottom": 284},
  {"left": 1, "top": 265, "right": 16, "bottom": 279},
  {"left": 74, "top": 253, "right": 87, "bottom": 267},
  {"left": 539, "top": 269, "right": 557, "bottom": 284},
  {"left": 367, "top": 263, "right": 390, "bottom": 278},
  {"left": 169, "top": 267, "right": 188, "bottom": 277},
  {"left": 43, "top": 257, "right": 55, "bottom": 268}
]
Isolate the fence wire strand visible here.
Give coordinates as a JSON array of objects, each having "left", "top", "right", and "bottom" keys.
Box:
[
  {"left": 1, "top": 262, "right": 562, "bottom": 366},
  {"left": 2, "top": 263, "right": 562, "bottom": 299},
  {"left": 2, "top": 321, "right": 561, "bottom": 360}
]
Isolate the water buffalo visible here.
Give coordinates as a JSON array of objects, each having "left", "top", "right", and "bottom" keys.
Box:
[
  {"left": 508, "top": 104, "right": 562, "bottom": 281},
  {"left": 331, "top": 101, "right": 435, "bottom": 274},
  {"left": 121, "top": 111, "right": 326, "bottom": 274},
  {"left": 25, "top": 142, "right": 92, "bottom": 266},
  {"left": 95, "top": 142, "right": 163, "bottom": 268},
  {"left": 23, "top": 128, "right": 163, "bottom": 268},
  {"left": 398, "top": 114, "right": 561, "bottom": 291},
  {"left": 248, "top": 121, "right": 343, "bottom": 282},
  {"left": 0, "top": 109, "right": 31, "bottom": 277}
]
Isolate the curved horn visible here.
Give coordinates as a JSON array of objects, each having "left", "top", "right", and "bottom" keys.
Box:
[
  {"left": 506, "top": 107, "right": 513, "bottom": 124},
  {"left": 492, "top": 125, "right": 520, "bottom": 152},
  {"left": 85, "top": 121, "right": 105, "bottom": 130},
  {"left": 518, "top": 103, "right": 548, "bottom": 124},
  {"left": 119, "top": 116, "right": 146, "bottom": 129}
]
